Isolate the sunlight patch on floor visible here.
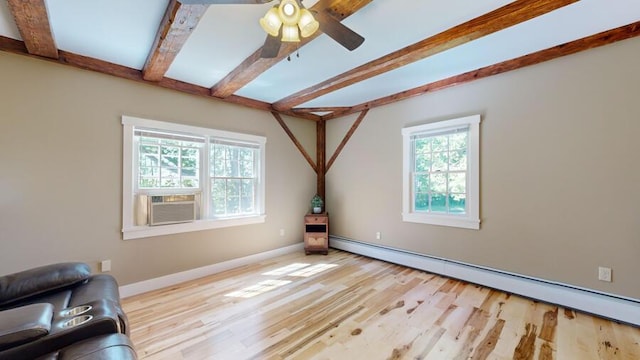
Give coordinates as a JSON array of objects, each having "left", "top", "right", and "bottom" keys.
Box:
[
  {"left": 226, "top": 262, "right": 339, "bottom": 298},
  {"left": 225, "top": 279, "right": 292, "bottom": 298},
  {"left": 262, "top": 263, "right": 310, "bottom": 276},
  {"left": 288, "top": 263, "right": 338, "bottom": 277}
]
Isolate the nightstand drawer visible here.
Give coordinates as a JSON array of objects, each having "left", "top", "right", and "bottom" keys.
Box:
[{"left": 305, "top": 216, "right": 327, "bottom": 224}]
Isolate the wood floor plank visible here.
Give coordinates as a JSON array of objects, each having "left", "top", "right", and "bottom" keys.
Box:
[
  {"left": 122, "top": 249, "right": 640, "bottom": 359},
  {"left": 472, "top": 318, "right": 506, "bottom": 360}
]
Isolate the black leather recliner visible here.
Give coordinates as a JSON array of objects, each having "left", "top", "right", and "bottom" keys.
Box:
[
  {"left": 0, "top": 263, "right": 136, "bottom": 359},
  {"left": 35, "top": 334, "right": 137, "bottom": 360}
]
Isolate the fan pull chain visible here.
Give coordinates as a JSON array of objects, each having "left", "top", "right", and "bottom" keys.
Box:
[{"left": 287, "top": 45, "right": 301, "bottom": 62}]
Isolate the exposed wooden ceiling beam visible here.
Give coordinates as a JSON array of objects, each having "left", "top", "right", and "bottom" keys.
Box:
[
  {"left": 0, "top": 35, "right": 27, "bottom": 53},
  {"left": 279, "top": 110, "right": 323, "bottom": 121},
  {"left": 209, "top": 0, "right": 372, "bottom": 98},
  {"left": 322, "top": 21, "right": 640, "bottom": 121},
  {"left": 293, "top": 107, "right": 352, "bottom": 114},
  {"left": 273, "top": 0, "right": 578, "bottom": 111},
  {"left": 143, "top": 1, "right": 208, "bottom": 81},
  {"left": 6, "top": 0, "right": 58, "bottom": 59}
]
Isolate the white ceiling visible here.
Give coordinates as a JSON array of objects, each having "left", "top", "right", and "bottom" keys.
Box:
[{"left": 1, "top": 0, "right": 639, "bottom": 111}]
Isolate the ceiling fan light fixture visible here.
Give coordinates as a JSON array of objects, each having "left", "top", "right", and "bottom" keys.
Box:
[
  {"left": 259, "top": 7, "right": 282, "bottom": 37},
  {"left": 259, "top": 0, "right": 319, "bottom": 44},
  {"left": 298, "top": 9, "right": 319, "bottom": 38}
]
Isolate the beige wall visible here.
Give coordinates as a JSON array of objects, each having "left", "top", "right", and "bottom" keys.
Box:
[
  {"left": 2, "top": 36, "right": 639, "bottom": 300},
  {"left": 326, "top": 37, "right": 640, "bottom": 300},
  {"left": 0, "top": 52, "right": 316, "bottom": 285}
]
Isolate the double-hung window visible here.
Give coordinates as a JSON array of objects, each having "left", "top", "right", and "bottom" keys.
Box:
[
  {"left": 402, "top": 114, "right": 480, "bottom": 229},
  {"left": 122, "top": 116, "right": 266, "bottom": 240},
  {"left": 210, "top": 139, "right": 260, "bottom": 216}
]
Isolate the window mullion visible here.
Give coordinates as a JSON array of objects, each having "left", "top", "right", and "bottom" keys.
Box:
[
  {"left": 449, "top": 137, "right": 453, "bottom": 213},
  {"left": 133, "top": 137, "right": 140, "bottom": 193},
  {"left": 445, "top": 169, "right": 450, "bottom": 213},
  {"left": 158, "top": 144, "right": 164, "bottom": 189},
  {"left": 224, "top": 178, "right": 229, "bottom": 215},
  {"left": 202, "top": 138, "right": 210, "bottom": 219},
  {"left": 427, "top": 170, "right": 432, "bottom": 212}
]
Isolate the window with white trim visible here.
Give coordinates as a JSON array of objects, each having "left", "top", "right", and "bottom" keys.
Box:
[
  {"left": 122, "top": 116, "right": 266, "bottom": 240},
  {"left": 402, "top": 114, "right": 480, "bottom": 229}
]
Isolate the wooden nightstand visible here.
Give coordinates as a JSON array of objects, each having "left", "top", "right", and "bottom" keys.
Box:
[{"left": 304, "top": 213, "right": 329, "bottom": 255}]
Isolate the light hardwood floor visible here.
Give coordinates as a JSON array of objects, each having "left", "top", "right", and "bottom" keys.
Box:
[{"left": 121, "top": 249, "right": 640, "bottom": 359}]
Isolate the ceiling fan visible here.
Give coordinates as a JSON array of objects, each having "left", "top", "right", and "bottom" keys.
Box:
[{"left": 178, "top": 0, "right": 365, "bottom": 58}]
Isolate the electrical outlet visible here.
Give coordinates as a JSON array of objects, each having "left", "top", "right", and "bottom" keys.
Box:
[
  {"left": 279, "top": 229, "right": 285, "bottom": 237},
  {"left": 100, "top": 260, "right": 111, "bottom": 273},
  {"left": 375, "top": 232, "right": 381, "bottom": 240},
  {"left": 598, "top": 266, "right": 612, "bottom": 282}
]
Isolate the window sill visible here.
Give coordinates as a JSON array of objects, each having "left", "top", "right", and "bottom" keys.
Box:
[
  {"left": 122, "top": 215, "right": 266, "bottom": 240},
  {"left": 402, "top": 212, "right": 480, "bottom": 230}
]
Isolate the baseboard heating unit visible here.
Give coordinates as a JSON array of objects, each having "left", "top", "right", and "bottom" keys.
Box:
[{"left": 330, "top": 236, "right": 640, "bottom": 327}]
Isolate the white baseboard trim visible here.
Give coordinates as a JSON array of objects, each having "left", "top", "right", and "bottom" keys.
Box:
[
  {"left": 330, "top": 236, "right": 640, "bottom": 326},
  {"left": 119, "top": 243, "right": 304, "bottom": 298}
]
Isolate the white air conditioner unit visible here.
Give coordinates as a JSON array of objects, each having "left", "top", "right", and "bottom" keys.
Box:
[{"left": 149, "top": 194, "right": 196, "bottom": 226}]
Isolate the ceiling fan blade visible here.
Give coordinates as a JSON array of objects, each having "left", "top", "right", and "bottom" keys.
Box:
[
  {"left": 178, "top": 0, "right": 274, "bottom": 4},
  {"left": 261, "top": 34, "right": 282, "bottom": 58},
  {"left": 314, "top": 11, "right": 364, "bottom": 51}
]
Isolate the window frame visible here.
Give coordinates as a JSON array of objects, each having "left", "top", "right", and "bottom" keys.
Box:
[
  {"left": 401, "top": 114, "right": 481, "bottom": 230},
  {"left": 122, "top": 116, "right": 266, "bottom": 240}
]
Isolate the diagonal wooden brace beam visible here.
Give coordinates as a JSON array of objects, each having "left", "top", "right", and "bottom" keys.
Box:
[
  {"left": 272, "top": 112, "right": 317, "bottom": 173},
  {"left": 326, "top": 109, "right": 368, "bottom": 172}
]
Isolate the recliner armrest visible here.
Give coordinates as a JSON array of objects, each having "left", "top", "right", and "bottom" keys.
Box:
[
  {"left": 0, "top": 263, "right": 91, "bottom": 307},
  {"left": 0, "top": 303, "right": 53, "bottom": 351}
]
